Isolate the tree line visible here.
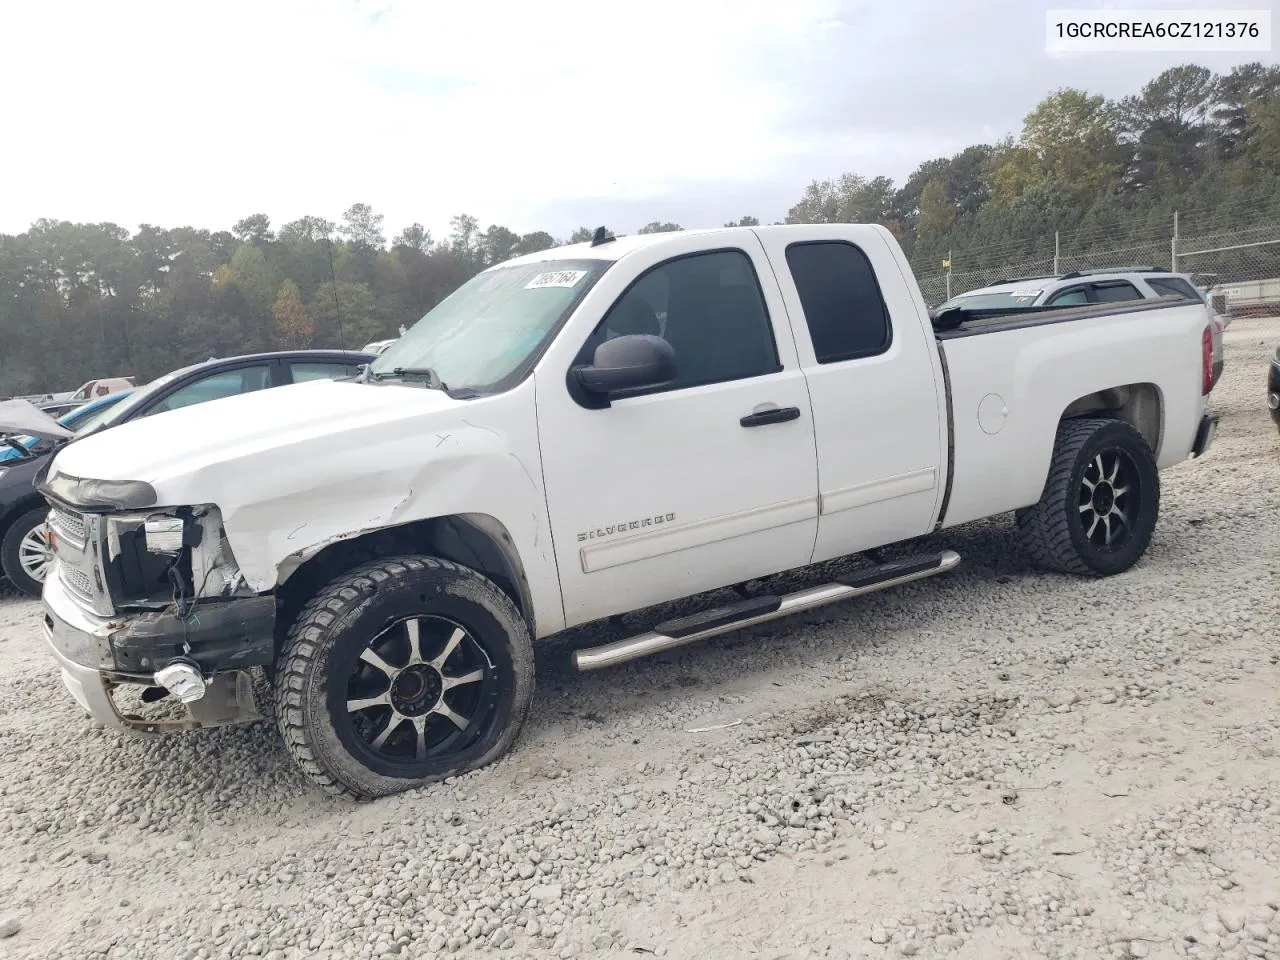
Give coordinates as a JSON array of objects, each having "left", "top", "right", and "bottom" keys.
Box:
[
  {"left": 790, "top": 62, "right": 1280, "bottom": 285},
  {"left": 2, "top": 61, "right": 1277, "bottom": 396}
]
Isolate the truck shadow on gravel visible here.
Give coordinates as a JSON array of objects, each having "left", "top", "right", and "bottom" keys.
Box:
[
  {"left": 0, "top": 469, "right": 1255, "bottom": 827},
  {"left": 0, "top": 518, "right": 978, "bottom": 795}
]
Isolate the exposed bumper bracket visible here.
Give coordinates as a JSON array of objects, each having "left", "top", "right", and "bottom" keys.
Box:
[
  {"left": 45, "top": 624, "right": 263, "bottom": 735},
  {"left": 1190, "top": 412, "right": 1219, "bottom": 459},
  {"left": 42, "top": 572, "right": 267, "bottom": 734}
]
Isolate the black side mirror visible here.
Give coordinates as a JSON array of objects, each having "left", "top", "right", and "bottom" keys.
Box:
[{"left": 573, "top": 334, "right": 676, "bottom": 397}]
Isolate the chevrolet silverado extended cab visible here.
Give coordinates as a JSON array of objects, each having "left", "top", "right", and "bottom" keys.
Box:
[{"left": 27, "top": 224, "right": 1219, "bottom": 800}]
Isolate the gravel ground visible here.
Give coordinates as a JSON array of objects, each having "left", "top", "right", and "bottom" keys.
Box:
[{"left": 0, "top": 317, "right": 1277, "bottom": 960}]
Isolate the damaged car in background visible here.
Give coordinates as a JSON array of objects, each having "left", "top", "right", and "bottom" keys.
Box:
[{"left": 0, "top": 390, "right": 134, "bottom": 595}]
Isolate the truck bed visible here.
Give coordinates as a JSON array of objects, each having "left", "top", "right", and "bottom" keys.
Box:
[{"left": 932, "top": 296, "right": 1210, "bottom": 530}]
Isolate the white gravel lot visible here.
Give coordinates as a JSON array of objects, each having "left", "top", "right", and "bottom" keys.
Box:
[{"left": 0, "top": 318, "right": 1277, "bottom": 960}]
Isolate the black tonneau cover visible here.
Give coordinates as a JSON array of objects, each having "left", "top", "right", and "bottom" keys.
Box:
[{"left": 931, "top": 295, "right": 1196, "bottom": 340}]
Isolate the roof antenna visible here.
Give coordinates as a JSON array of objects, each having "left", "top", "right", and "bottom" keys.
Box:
[
  {"left": 325, "top": 236, "right": 345, "bottom": 350},
  {"left": 590, "top": 226, "right": 614, "bottom": 247}
]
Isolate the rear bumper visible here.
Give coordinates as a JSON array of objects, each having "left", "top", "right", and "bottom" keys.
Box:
[{"left": 1190, "top": 413, "right": 1219, "bottom": 459}]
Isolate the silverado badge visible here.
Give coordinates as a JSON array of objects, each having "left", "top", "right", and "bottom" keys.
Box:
[{"left": 577, "top": 513, "right": 676, "bottom": 543}]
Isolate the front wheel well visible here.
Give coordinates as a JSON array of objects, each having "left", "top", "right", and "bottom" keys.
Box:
[
  {"left": 273, "top": 514, "right": 535, "bottom": 650},
  {"left": 1059, "top": 382, "right": 1163, "bottom": 456}
]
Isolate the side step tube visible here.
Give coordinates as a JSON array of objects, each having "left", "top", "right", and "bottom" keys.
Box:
[{"left": 572, "top": 550, "right": 962, "bottom": 672}]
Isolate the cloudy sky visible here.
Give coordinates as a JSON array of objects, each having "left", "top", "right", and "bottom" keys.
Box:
[{"left": 2, "top": 0, "right": 1274, "bottom": 242}]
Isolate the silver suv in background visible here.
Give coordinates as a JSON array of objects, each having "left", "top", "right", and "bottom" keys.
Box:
[{"left": 936, "top": 267, "right": 1224, "bottom": 387}]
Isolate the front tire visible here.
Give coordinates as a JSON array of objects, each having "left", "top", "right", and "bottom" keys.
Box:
[
  {"left": 275, "top": 556, "right": 534, "bottom": 800},
  {"left": 1016, "top": 417, "right": 1159, "bottom": 577},
  {"left": 1, "top": 506, "right": 53, "bottom": 597}
]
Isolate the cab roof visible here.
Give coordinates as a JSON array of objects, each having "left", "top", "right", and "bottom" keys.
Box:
[{"left": 491, "top": 223, "right": 886, "bottom": 269}]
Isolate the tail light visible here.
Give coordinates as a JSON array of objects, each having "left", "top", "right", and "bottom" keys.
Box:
[{"left": 1201, "top": 325, "right": 1213, "bottom": 395}]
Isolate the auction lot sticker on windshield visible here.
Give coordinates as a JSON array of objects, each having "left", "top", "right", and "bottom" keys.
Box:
[{"left": 525, "top": 270, "right": 587, "bottom": 290}]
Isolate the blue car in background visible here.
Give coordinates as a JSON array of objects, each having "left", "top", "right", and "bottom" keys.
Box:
[
  {"left": 0, "top": 349, "right": 373, "bottom": 597},
  {"left": 0, "top": 389, "right": 134, "bottom": 464}
]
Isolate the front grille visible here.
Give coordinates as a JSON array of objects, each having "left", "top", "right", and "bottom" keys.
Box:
[
  {"left": 49, "top": 506, "right": 87, "bottom": 548},
  {"left": 48, "top": 505, "right": 114, "bottom": 616},
  {"left": 60, "top": 563, "right": 96, "bottom": 602}
]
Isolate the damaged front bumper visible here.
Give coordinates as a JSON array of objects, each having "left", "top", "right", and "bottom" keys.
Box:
[{"left": 42, "top": 568, "right": 276, "bottom": 734}]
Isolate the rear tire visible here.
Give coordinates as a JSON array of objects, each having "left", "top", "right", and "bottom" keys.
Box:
[
  {"left": 1016, "top": 417, "right": 1159, "bottom": 577},
  {"left": 1, "top": 506, "right": 53, "bottom": 597},
  {"left": 275, "top": 556, "right": 534, "bottom": 800}
]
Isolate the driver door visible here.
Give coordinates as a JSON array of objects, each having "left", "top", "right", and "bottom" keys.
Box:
[{"left": 536, "top": 232, "right": 820, "bottom": 628}]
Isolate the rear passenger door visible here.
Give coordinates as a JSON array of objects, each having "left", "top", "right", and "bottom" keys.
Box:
[{"left": 754, "top": 227, "right": 947, "bottom": 564}]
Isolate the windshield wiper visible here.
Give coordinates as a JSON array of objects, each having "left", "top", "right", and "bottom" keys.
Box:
[{"left": 371, "top": 367, "right": 449, "bottom": 391}]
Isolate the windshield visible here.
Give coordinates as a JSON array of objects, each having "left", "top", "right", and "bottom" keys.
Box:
[
  {"left": 938, "top": 289, "right": 1044, "bottom": 311},
  {"left": 368, "top": 258, "right": 612, "bottom": 392}
]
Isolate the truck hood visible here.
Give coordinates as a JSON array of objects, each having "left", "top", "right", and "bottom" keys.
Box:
[
  {"left": 45, "top": 375, "right": 544, "bottom": 598},
  {"left": 48, "top": 378, "right": 462, "bottom": 486},
  {"left": 0, "top": 399, "right": 75, "bottom": 441}
]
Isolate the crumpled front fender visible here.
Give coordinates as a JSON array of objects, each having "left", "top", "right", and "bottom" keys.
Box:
[{"left": 191, "top": 388, "right": 562, "bottom": 635}]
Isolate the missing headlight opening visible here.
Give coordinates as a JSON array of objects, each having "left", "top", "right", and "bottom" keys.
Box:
[{"left": 98, "top": 506, "right": 248, "bottom": 611}]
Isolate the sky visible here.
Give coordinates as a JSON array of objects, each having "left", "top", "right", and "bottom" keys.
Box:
[{"left": 1, "top": 0, "right": 1275, "bottom": 243}]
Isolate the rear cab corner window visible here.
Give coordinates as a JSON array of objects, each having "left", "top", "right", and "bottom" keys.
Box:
[
  {"left": 581, "top": 248, "right": 782, "bottom": 394},
  {"left": 784, "top": 240, "right": 892, "bottom": 364}
]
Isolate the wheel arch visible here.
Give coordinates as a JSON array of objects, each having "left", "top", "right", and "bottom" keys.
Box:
[
  {"left": 1016, "top": 414, "right": 1161, "bottom": 577},
  {"left": 1059, "top": 381, "right": 1163, "bottom": 457},
  {"left": 274, "top": 513, "right": 538, "bottom": 645}
]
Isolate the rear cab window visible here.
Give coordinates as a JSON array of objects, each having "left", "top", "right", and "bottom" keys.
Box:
[{"left": 784, "top": 241, "right": 891, "bottom": 363}]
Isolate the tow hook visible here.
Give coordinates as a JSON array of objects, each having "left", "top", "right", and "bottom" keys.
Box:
[{"left": 153, "top": 658, "right": 207, "bottom": 703}]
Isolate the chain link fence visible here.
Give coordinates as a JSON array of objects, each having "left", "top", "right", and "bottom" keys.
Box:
[{"left": 911, "top": 207, "right": 1280, "bottom": 317}]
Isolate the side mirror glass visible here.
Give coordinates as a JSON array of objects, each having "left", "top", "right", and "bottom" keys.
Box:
[{"left": 574, "top": 334, "right": 676, "bottom": 396}]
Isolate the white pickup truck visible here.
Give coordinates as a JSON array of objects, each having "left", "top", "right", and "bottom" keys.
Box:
[{"left": 26, "top": 224, "right": 1219, "bottom": 800}]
